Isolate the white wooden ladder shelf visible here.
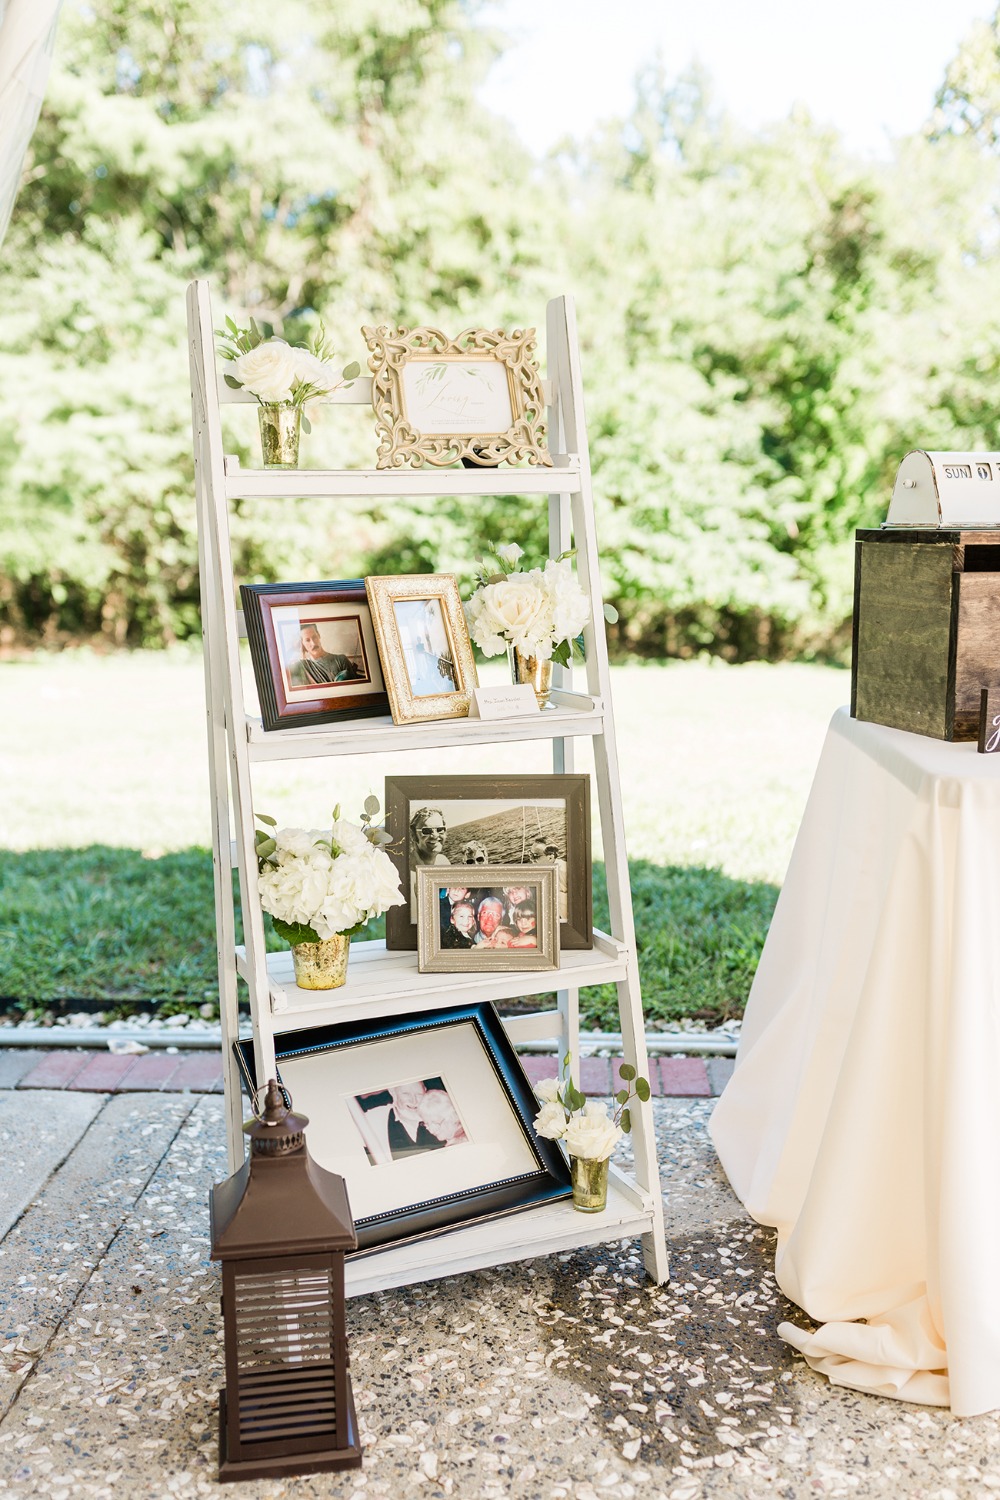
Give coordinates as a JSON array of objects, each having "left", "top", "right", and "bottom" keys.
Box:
[{"left": 187, "top": 280, "right": 669, "bottom": 1293}]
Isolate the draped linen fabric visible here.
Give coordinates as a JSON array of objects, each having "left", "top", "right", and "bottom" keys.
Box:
[
  {"left": 710, "top": 708, "right": 1000, "bottom": 1416},
  {"left": 0, "top": 0, "right": 63, "bottom": 249}
]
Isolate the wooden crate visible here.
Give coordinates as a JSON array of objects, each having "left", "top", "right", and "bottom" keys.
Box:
[{"left": 851, "top": 528, "right": 1000, "bottom": 741}]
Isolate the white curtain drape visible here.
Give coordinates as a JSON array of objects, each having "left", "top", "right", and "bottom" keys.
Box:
[{"left": 0, "top": 0, "right": 64, "bottom": 251}]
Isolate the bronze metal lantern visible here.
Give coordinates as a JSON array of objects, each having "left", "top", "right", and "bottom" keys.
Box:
[{"left": 209, "top": 1080, "right": 362, "bottom": 1481}]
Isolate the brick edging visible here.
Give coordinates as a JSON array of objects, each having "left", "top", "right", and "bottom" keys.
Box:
[{"left": 1, "top": 1048, "right": 732, "bottom": 1099}]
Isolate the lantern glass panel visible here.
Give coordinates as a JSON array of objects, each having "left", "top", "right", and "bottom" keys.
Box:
[{"left": 227, "top": 1253, "right": 344, "bottom": 1460}]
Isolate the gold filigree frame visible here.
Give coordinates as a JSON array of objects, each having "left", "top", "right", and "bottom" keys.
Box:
[
  {"left": 362, "top": 325, "right": 552, "bottom": 469},
  {"left": 365, "top": 573, "right": 479, "bottom": 724}
]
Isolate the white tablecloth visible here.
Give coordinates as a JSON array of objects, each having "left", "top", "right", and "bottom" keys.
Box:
[{"left": 709, "top": 707, "right": 1000, "bottom": 1415}]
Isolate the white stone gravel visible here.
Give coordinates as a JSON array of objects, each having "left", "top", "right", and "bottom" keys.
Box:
[{"left": 2, "top": 1095, "right": 999, "bottom": 1499}]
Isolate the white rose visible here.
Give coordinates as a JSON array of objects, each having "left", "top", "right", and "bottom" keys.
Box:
[
  {"left": 534, "top": 1076, "right": 562, "bottom": 1104},
  {"left": 537, "top": 559, "right": 591, "bottom": 646},
  {"left": 563, "top": 1103, "right": 622, "bottom": 1161},
  {"left": 469, "top": 577, "right": 554, "bottom": 657},
  {"left": 290, "top": 346, "right": 337, "bottom": 393},
  {"left": 495, "top": 542, "right": 524, "bottom": 568},
  {"left": 274, "top": 827, "right": 319, "bottom": 859},
  {"left": 232, "top": 339, "right": 299, "bottom": 403},
  {"left": 464, "top": 593, "right": 508, "bottom": 658},
  {"left": 533, "top": 1101, "right": 568, "bottom": 1139},
  {"left": 330, "top": 818, "right": 371, "bottom": 856}
]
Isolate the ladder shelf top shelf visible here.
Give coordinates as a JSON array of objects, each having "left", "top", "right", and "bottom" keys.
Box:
[
  {"left": 244, "top": 692, "right": 604, "bottom": 760},
  {"left": 235, "top": 930, "right": 627, "bottom": 1033},
  {"left": 223, "top": 455, "right": 583, "bottom": 500}
]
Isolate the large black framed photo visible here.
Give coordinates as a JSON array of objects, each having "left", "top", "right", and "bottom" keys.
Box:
[
  {"left": 240, "top": 579, "right": 389, "bottom": 732},
  {"left": 234, "top": 1002, "right": 572, "bottom": 1255},
  {"left": 384, "top": 774, "right": 593, "bottom": 951}
]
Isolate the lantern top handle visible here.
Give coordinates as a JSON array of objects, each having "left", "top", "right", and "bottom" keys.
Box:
[{"left": 244, "top": 1078, "right": 310, "bottom": 1155}]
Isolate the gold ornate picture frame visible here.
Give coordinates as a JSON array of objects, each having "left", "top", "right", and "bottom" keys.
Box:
[
  {"left": 364, "top": 574, "right": 479, "bottom": 724},
  {"left": 361, "top": 325, "right": 552, "bottom": 469}
]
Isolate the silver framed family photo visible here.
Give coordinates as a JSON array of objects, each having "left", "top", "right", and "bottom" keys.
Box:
[
  {"left": 240, "top": 579, "right": 389, "bottom": 731},
  {"left": 234, "top": 1002, "right": 572, "bottom": 1253},
  {"left": 384, "top": 774, "right": 592, "bottom": 950},
  {"left": 416, "top": 863, "right": 559, "bottom": 973}
]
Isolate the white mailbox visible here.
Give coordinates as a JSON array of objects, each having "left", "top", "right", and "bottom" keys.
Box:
[{"left": 887, "top": 450, "right": 1000, "bottom": 527}]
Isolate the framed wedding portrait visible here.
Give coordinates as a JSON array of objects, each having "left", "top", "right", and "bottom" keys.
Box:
[
  {"left": 240, "top": 579, "right": 389, "bottom": 732},
  {"left": 416, "top": 864, "right": 559, "bottom": 974},
  {"left": 365, "top": 573, "right": 478, "bottom": 724},
  {"left": 362, "top": 324, "right": 552, "bottom": 469},
  {"left": 234, "top": 1002, "right": 572, "bottom": 1253},
  {"left": 384, "top": 773, "right": 593, "bottom": 950}
]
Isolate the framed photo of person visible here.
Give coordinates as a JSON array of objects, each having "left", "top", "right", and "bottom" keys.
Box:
[
  {"left": 361, "top": 324, "right": 552, "bottom": 470},
  {"left": 365, "top": 574, "right": 478, "bottom": 724},
  {"left": 416, "top": 864, "right": 559, "bottom": 974},
  {"left": 240, "top": 579, "right": 390, "bottom": 732},
  {"left": 384, "top": 774, "right": 592, "bottom": 951},
  {"left": 233, "top": 1002, "right": 572, "bottom": 1254}
]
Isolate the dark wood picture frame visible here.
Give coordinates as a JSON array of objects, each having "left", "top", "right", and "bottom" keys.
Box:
[
  {"left": 234, "top": 1002, "right": 572, "bottom": 1255},
  {"left": 384, "top": 774, "right": 592, "bottom": 951},
  {"left": 240, "top": 579, "right": 390, "bottom": 732}
]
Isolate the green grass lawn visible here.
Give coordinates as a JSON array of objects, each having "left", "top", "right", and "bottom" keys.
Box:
[{"left": 0, "top": 650, "right": 849, "bottom": 1026}]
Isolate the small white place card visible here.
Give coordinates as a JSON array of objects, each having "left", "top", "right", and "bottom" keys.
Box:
[{"left": 468, "top": 684, "right": 540, "bottom": 720}]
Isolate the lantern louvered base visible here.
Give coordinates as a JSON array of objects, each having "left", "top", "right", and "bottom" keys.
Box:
[{"left": 217, "top": 1378, "right": 362, "bottom": 1481}]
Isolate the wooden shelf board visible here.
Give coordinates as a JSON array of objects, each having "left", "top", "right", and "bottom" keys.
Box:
[
  {"left": 244, "top": 696, "right": 604, "bottom": 761},
  {"left": 344, "top": 1177, "right": 655, "bottom": 1297},
  {"left": 224, "top": 458, "right": 581, "bottom": 500},
  {"left": 234, "top": 931, "right": 626, "bottom": 1032}
]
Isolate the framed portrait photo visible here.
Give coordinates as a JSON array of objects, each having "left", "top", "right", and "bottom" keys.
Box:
[
  {"left": 384, "top": 774, "right": 592, "bottom": 951},
  {"left": 362, "top": 324, "right": 552, "bottom": 470},
  {"left": 240, "top": 579, "right": 389, "bottom": 732},
  {"left": 365, "top": 574, "right": 478, "bottom": 724},
  {"left": 234, "top": 1002, "right": 572, "bottom": 1254},
  {"left": 416, "top": 864, "right": 559, "bottom": 974}
]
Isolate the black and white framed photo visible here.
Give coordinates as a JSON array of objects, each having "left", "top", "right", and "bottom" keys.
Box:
[
  {"left": 234, "top": 1003, "right": 572, "bottom": 1254},
  {"left": 240, "top": 579, "right": 389, "bottom": 731},
  {"left": 416, "top": 863, "right": 560, "bottom": 973},
  {"left": 384, "top": 774, "right": 592, "bottom": 950}
]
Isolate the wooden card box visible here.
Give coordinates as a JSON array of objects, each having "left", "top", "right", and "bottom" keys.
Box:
[{"left": 851, "top": 528, "right": 1000, "bottom": 741}]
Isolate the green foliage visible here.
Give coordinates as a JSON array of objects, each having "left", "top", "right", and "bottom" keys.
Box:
[
  {"left": 4, "top": 6, "right": 1000, "bottom": 655},
  {"left": 0, "top": 846, "right": 774, "bottom": 1028}
]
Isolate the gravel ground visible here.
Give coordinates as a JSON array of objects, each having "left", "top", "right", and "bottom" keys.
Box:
[{"left": 2, "top": 1095, "right": 998, "bottom": 1499}]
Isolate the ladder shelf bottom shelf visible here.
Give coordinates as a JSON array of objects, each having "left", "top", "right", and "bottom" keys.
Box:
[
  {"left": 236, "top": 932, "right": 628, "bottom": 1035},
  {"left": 344, "top": 1174, "right": 655, "bottom": 1298}
]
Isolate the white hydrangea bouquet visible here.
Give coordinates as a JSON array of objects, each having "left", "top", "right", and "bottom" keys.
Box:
[
  {"left": 464, "top": 542, "right": 595, "bottom": 669},
  {"left": 533, "top": 1054, "right": 651, "bottom": 1211},
  {"left": 254, "top": 799, "right": 403, "bottom": 989}
]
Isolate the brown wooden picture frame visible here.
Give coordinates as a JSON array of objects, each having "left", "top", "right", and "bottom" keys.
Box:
[
  {"left": 240, "top": 579, "right": 390, "bottom": 732},
  {"left": 384, "top": 773, "right": 593, "bottom": 951}
]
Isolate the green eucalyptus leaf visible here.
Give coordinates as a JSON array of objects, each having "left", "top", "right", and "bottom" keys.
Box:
[
  {"left": 342, "top": 360, "right": 361, "bottom": 380},
  {"left": 618, "top": 1062, "right": 636, "bottom": 1081},
  {"left": 615, "top": 1088, "right": 629, "bottom": 1104},
  {"left": 364, "top": 794, "right": 380, "bottom": 816},
  {"left": 620, "top": 1106, "right": 632, "bottom": 1134},
  {"left": 254, "top": 836, "right": 276, "bottom": 860},
  {"left": 301, "top": 413, "right": 312, "bottom": 435},
  {"left": 223, "top": 373, "right": 243, "bottom": 389},
  {"left": 255, "top": 813, "right": 277, "bottom": 827},
  {"left": 636, "top": 1077, "right": 651, "bottom": 1102},
  {"left": 603, "top": 602, "right": 620, "bottom": 624}
]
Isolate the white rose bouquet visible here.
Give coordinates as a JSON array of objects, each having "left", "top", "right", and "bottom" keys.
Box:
[
  {"left": 254, "top": 798, "right": 403, "bottom": 947},
  {"left": 465, "top": 542, "right": 617, "bottom": 668},
  {"left": 217, "top": 315, "right": 360, "bottom": 432},
  {"left": 532, "top": 1055, "right": 651, "bottom": 1160}
]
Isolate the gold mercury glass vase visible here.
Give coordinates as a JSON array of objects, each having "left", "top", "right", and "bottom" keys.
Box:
[
  {"left": 509, "top": 645, "right": 554, "bottom": 709},
  {"left": 258, "top": 403, "right": 301, "bottom": 468},
  {"left": 290, "top": 933, "right": 350, "bottom": 990},
  {"left": 569, "top": 1154, "right": 609, "bottom": 1213}
]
